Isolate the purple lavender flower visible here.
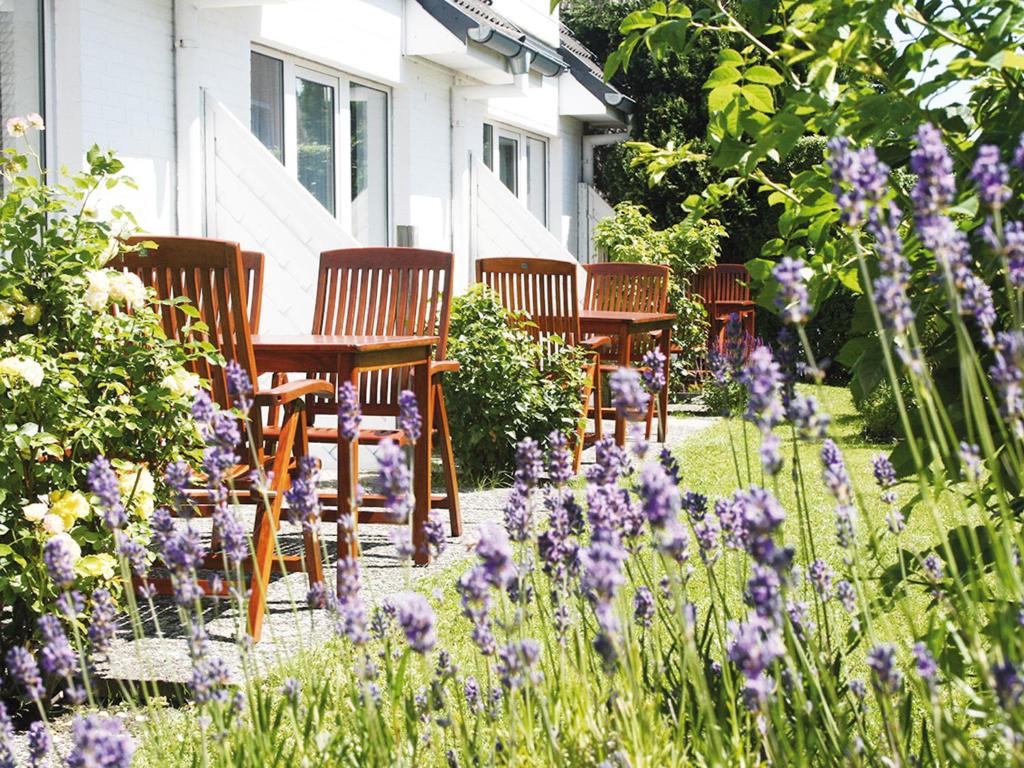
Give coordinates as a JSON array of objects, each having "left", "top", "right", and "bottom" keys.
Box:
[
  {"left": 715, "top": 496, "right": 746, "bottom": 550},
  {"left": 464, "top": 676, "right": 481, "bottom": 710},
  {"left": 886, "top": 508, "right": 906, "bottom": 535},
  {"left": 788, "top": 393, "right": 830, "bottom": 440},
  {"left": 867, "top": 644, "right": 902, "bottom": 694},
  {"left": 809, "top": 559, "right": 834, "bottom": 601},
  {"left": 503, "top": 486, "right": 532, "bottom": 542},
  {"left": 836, "top": 579, "right": 857, "bottom": 614},
  {"left": 38, "top": 614, "right": 77, "bottom": 680},
  {"left": 423, "top": 510, "right": 447, "bottom": 557},
  {"left": 656, "top": 519, "right": 690, "bottom": 564},
  {"left": 336, "top": 556, "right": 362, "bottom": 605},
  {"left": 745, "top": 565, "right": 783, "bottom": 621},
  {"left": 27, "top": 721, "right": 49, "bottom": 768},
  {"left": 546, "top": 430, "right": 573, "bottom": 485},
  {"left": 633, "top": 586, "right": 655, "bottom": 628},
  {"left": 281, "top": 677, "right": 301, "bottom": 708},
  {"left": 921, "top": 552, "right": 944, "bottom": 583},
  {"left": 377, "top": 438, "right": 411, "bottom": 520},
  {"left": 727, "top": 614, "right": 784, "bottom": 705},
  {"left": 397, "top": 389, "right": 422, "bottom": 443},
  {"left": 640, "top": 348, "right": 667, "bottom": 393},
  {"left": 1005, "top": 222, "right": 1024, "bottom": 288},
  {"left": 44, "top": 535, "right": 77, "bottom": 590},
  {"left": 970, "top": 144, "right": 1010, "bottom": 210},
  {"left": 739, "top": 347, "right": 783, "bottom": 431},
  {"left": 0, "top": 702, "right": 14, "bottom": 768},
  {"left": 6, "top": 646, "right": 43, "bottom": 702},
  {"left": 910, "top": 123, "right": 956, "bottom": 217},
  {"left": 191, "top": 655, "right": 231, "bottom": 704},
  {"left": 391, "top": 591, "right": 437, "bottom": 653},
  {"left": 759, "top": 432, "right": 783, "bottom": 477},
  {"left": 681, "top": 490, "right": 706, "bottom": 521},
  {"left": 834, "top": 504, "right": 856, "bottom": 549},
  {"left": 514, "top": 437, "right": 543, "bottom": 490},
  {"left": 609, "top": 367, "right": 649, "bottom": 421},
  {"left": 773, "top": 257, "right": 810, "bottom": 324},
  {"left": 991, "top": 331, "right": 1024, "bottom": 437},
  {"left": 284, "top": 456, "right": 321, "bottom": 533},
  {"left": 497, "top": 639, "right": 541, "bottom": 689},
  {"left": 337, "top": 381, "right": 362, "bottom": 442},
  {"left": 580, "top": 540, "right": 627, "bottom": 603},
  {"left": 637, "top": 463, "right": 680, "bottom": 529},
  {"left": 827, "top": 136, "right": 889, "bottom": 227},
  {"left": 960, "top": 441, "right": 983, "bottom": 481},
  {"left": 67, "top": 715, "right": 135, "bottom": 768},
  {"left": 872, "top": 454, "right": 897, "bottom": 497},
  {"left": 212, "top": 506, "right": 247, "bottom": 565},
  {"left": 390, "top": 528, "right": 414, "bottom": 561},
  {"left": 912, "top": 642, "right": 938, "bottom": 688},
  {"left": 820, "top": 439, "right": 852, "bottom": 505},
  {"left": 224, "top": 360, "right": 253, "bottom": 412},
  {"left": 994, "top": 661, "right": 1023, "bottom": 710},
  {"left": 164, "top": 459, "right": 192, "bottom": 496},
  {"left": 476, "top": 524, "right": 516, "bottom": 588},
  {"left": 694, "top": 516, "right": 720, "bottom": 560},
  {"left": 88, "top": 456, "right": 125, "bottom": 530},
  {"left": 89, "top": 588, "right": 118, "bottom": 656}
]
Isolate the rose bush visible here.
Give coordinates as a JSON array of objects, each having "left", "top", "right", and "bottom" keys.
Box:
[{"left": 0, "top": 118, "right": 204, "bottom": 648}]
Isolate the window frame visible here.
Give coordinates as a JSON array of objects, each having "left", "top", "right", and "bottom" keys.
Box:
[
  {"left": 251, "top": 45, "right": 393, "bottom": 245},
  {"left": 482, "top": 121, "right": 549, "bottom": 228}
]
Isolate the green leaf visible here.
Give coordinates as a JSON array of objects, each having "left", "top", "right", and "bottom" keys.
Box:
[
  {"left": 740, "top": 83, "right": 774, "bottom": 113},
  {"left": 744, "top": 64, "right": 784, "bottom": 85},
  {"left": 708, "top": 83, "right": 740, "bottom": 112},
  {"left": 704, "top": 65, "right": 742, "bottom": 89}
]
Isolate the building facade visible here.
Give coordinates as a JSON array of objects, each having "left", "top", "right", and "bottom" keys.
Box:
[{"left": 1, "top": 0, "right": 627, "bottom": 332}]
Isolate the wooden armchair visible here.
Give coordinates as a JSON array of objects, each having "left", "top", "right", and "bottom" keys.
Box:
[
  {"left": 114, "top": 237, "right": 333, "bottom": 642},
  {"left": 583, "top": 262, "right": 670, "bottom": 439},
  {"left": 475, "top": 257, "right": 607, "bottom": 472}
]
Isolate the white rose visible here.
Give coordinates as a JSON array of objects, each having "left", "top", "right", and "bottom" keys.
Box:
[
  {"left": 22, "top": 502, "right": 48, "bottom": 522},
  {"left": 26, "top": 112, "right": 44, "bottom": 130},
  {"left": 118, "top": 464, "right": 155, "bottom": 499},
  {"left": 108, "top": 272, "right": 147, "bottom": 310},
  {"left": 161, "top": 367, "right": 199, "bottom": 398},
  {"left": 0, "top": 356, "right": 44, "bottom": 388},
  {"left": 21, "top": 303, "right": 41, "bottom": 325},
  {"left": 5, "top": 117, "right": 27, "bottom": 137},
  {"left": 84, "top": 270, "right": 111, "bottom": 311},
  {"left": 0, "top": 302, "right": 14, "bottom": 326},
  {"left": 41, "top": 513, "right": 66, "bottom": 536}
]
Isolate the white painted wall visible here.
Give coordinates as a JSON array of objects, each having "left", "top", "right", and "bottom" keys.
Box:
[
  {"left": 559, "top": 117, "right": 582, "bottom": 257},
  {"left": 79, "top": 0, "right": 176, "bottom": 232}
]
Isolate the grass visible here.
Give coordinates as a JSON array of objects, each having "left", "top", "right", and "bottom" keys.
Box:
[{"left": 130, "top": 384, "right": 972, "bottom": 765}]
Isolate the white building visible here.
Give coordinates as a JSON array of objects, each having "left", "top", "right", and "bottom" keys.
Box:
[{"left": 1, "top": 0, "right": 629, "bottom": 332}]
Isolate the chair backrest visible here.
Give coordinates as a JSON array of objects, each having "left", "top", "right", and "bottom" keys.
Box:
[
  {"left": 113, "top": 236, "right": 262, "bottom": 448},
  {"left": 583, "top": 262, "right": 669, "bottom": 314},
  {"left": 475, "top": 257, "right": 582, "bottom": 354},
  {"left": 714, "top": 264, "right": 751, "bottom": 305},
  {"left": 689, "top": 266, "right": 716, "bottom": 317},
  {"left": 311, "top": 247, "right": 454, "bottom": 416},
  {"left": 240, "top": 250, "right": 265, "bottom": 333}
]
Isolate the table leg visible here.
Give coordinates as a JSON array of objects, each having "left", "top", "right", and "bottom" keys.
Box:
[
  {"left": 413, "top": 358, "right": 433, "bottom": 566},
  {"left": 615, "top": 330, "right": 631, "bottom": 446},
  {"left": 337, "top": 357, "right": 360, "bottom": 566},
  {"left": 659, "top": 326, "right": 671, "bottom": 443}
]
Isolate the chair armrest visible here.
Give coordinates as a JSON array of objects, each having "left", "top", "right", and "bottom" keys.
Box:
[
  {"left": 254, "top": 378, "right": 334, "bottom": 407},
  {"left": 431, "top": 359, "right": 461, "bottom": 375},
  {"left": 580, "top": 335, "right": 612, "bottom": 350}
]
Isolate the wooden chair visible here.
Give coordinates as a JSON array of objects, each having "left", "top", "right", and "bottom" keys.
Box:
[
  {"left": 113, "top": 237, "right": 333, "bottom": 642},
  {"left": 583, "top": 262, "right": 670, "bottom": 439},
  {"left": 241, "top": 250, "right": 265, "bottom": 332},
  {"left": 475, "top": 257, "right": 607, "bottom": 472},
  {"left": 266, "top": 248, "right": 462, "bottom": 537},
  {"left": 711, "top": 264, "right": 755, "bottom": 347}
]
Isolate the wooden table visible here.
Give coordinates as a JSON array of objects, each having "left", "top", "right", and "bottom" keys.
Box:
[
  {"left": 579, "top": 310, "right": 676, "bottom": 445},
  {"left": 251, "top": 334, "right": 438, "bottom": 567}
]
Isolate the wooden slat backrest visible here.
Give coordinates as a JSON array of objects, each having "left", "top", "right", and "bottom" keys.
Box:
[
  {"left": 690, "top": 266, "right": 716, "bottom": 318},
  {"left": 241, "top": 250, "right": 265, "bottom": 333},
  {"left": 583, "top": 262, "right": 669, "bottom": 314},
  {"left": 714, "top": 264, "right": 750, "bottom": 305},
  {"left": 309, "top": 248, "right": 453, "bottom": 417},
  {"left": 113, "top": 236, "right": 263, "bottom": 449},
  {"left": 475, "top": 257, "right": 581, "bottom": 359}
]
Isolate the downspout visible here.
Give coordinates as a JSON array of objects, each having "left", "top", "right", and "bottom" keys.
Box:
[
  {"left": 173, "top": 0, "right": 203, "bottom": 234},
  {"left": 581, "top": 123, "right": 630, "bottom": 185}
]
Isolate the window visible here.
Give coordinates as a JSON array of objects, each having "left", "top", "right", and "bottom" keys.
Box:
[
  {"left": 482, "top": 123, "right": 548, "bottom": 226},
  {"left": 250, "top": 52, "right": 284, "bottom": 161},
  {"left": 250, "top": 50, "right": 391, "bottom": 245},
  {"left": 0, "top": 0, "right": 45, "bottom": 163}
]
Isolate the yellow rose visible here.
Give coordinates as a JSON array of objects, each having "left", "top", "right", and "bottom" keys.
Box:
[
  {"left": 161, "top": 367, "right": 199, "bottom": 399},
  {"left": 118, "top": 465, "right": 155, "bottom": 499},
  {"left": 76, "top": 553, "right": 117, "bottom": 580},
  {"left": 21, "top": 303, "right": 42, "bottom": 325},
  {"left": 108, "top": 272, "right": 147, "bottom": 310},
  {"left": 22, "top": 501, "right": 48, "bottom": 522},
  {"left": 41, "top": 513, "right": 65, "bottom": 536},
  {"left": 50, "top": 491, "right": 91, "bottom": 529}
]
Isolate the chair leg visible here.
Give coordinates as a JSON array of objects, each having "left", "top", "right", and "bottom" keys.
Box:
[
  {"left": 247, "top": 403, "right": 299, "bottom": 643},
  {"left": 593, "top": 362, "right": 603, "bottom": 443},
  {"left": 434, "top": 383, "right": 462, "bottom": 537},
  {"left": 573, "top": 357, "right": 599, "bottom": 474},
  {"left": 644, "top": 390, "right": 656, "bottom": 441}
]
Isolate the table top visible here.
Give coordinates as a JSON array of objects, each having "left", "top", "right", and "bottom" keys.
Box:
[
  {"left": 251, "top": 334, "right": 438, "bottom": 353},
  {"left": 580, "top": 310, "right": 677, "bottom": 324}
]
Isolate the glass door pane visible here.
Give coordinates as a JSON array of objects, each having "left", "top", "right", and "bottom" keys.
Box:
[
  {"left": 526, "top": 137, "right": 546, "bottom": 225},
  {"left": 498, "top": 135, "right": 518, "bottom": 195},
  {"left": 296, "top": 75, "right": 335, "bottom": 213},
  {"left": 0, "top": 0, "right": 44, "bottom": 162},
  {"left": 250, "top": 52, "right": 284, "bottom": 162},
  {"left": 350, "top": 83, "right": 388, "bottom": 245},
  {"left": 482, "top": 123, "right": 493, "bottom": 170}
]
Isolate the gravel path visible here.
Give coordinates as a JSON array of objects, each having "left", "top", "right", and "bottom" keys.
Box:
[{"left": 5, "top": 413, "right": 718, "bottom": 759}]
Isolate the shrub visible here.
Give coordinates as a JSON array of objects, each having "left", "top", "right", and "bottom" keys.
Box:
[
  {"left": 853, "top": 378, "right": 913, "bottom": 443},
  {"left": 443, "top": 285, "right": 588, "bottom": 483},
  {"left": 0, "top": 126, "right": 202, "bottom": 648},
  {"left": 594, "top": 202, "right": 720, "bottom": 378}
]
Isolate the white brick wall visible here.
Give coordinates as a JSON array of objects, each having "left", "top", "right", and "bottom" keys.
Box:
[{"left": 79, "top": 0, "right": 176, "bottom": 231}]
